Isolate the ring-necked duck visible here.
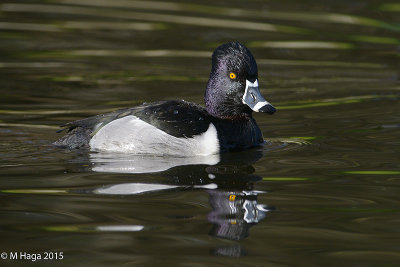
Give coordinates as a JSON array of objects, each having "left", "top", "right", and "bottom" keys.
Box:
[{"left": 54, "top": 42, "right": 276, "bottom": 156}]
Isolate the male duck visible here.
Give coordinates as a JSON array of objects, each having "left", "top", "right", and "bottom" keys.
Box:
[{"left": 54, "top": 42, "right": 276, "bottom": 156}]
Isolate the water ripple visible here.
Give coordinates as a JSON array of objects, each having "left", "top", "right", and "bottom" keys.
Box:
[
  {"left": 0, "top": 3, "right": 306, "bottom": 33},
  {"left": 58, "top": 0, "right": 400, "bottom": 31}
]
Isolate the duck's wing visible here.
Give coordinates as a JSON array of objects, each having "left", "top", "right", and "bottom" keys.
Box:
[
  {"left": 53, "top": 100, "right": 212, "bottom": 149},
  {"left": 131, "top": 100, "right": 212, "bottom": 138}
]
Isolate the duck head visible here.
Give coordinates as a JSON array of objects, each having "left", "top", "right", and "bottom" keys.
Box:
[{"left": 205, "top": 42, "right": 276, "bottom": 118}]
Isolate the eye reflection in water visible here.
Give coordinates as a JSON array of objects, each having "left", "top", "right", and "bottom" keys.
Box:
[
  {"left": 89, "top": 149, "right": 271, "bottom": 256},
  {"left": 208, "top": 190, "right": 268, "bottom": 241}
]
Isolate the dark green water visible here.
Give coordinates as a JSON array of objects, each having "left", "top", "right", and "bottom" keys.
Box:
[{"left": 0, "top": 0, "right": 399, "bottom": 265}]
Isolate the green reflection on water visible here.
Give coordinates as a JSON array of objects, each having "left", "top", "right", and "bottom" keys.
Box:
[
  {"left": 262, "top": 177, "right": 311, "bottom": 181},
  {"left": 26, "top": 50, "right": 211, "bottom": 58},
  {"left": 0, "top": 62, "right": 84, "bottom": 68},
  {"left": 249, "top": 41, "right": 355, "bottom": 49},
  {"left": 304, "top": 208, "right": 399, "bottom": 212},
  {"left": 0, "top": 22, "right": 61, "bottom": 32},
  {"left": 344, "top": 171, "right": 400, "bottom": 175},
  {"left": 0, "top": 122, "right": 60, "bottom": 129},
  {"left": 42, "top": 225, "right": 85, "bottom": 232},
  {"left": 350, "top": 35, "right": 400, "bottom": 45},
  {"left": 60, "top": 21, "right": 167, "bottom": 31},
  {"left": 257, "top": 59, "right": 383, "bottom": 68},
  {"left": 380, "top": 3, "right": 400, "bottom": 12},
  {"left": 50, "top": 75, "right": 206, "bottom": 83},
  {"left": 1, "top": 189, "right": 67, "bottom": 194},
  {"left": 277, "top": 95, "right": 397, "bottom": 110},
  {"left": 289, "top": 136, "right": 318, "bottom": 141},
  {"left": 0, "top": 109, "right": 116, "bottom": 116},
  {"left": 278, "top": 99, "right": 360, "bottom": 109},
  {"left": 0, "top": 20, "right": 163, "bottom": 33}
]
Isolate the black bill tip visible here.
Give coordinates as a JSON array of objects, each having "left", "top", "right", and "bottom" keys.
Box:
[{"left": 259, "top": 104, "right": 276, "bottom": 115}]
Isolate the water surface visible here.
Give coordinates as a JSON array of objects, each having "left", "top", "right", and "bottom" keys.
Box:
[{"left": 0, "top": 0, "right": 399, "bottom": 265}]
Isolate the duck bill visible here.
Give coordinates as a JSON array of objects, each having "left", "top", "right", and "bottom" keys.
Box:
[{"left": 242, "top": 79, "right": 276, "bottom": 114}]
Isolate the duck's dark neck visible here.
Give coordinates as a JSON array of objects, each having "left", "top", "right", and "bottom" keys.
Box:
[{"left": 204, "top": 92, "right": 252, "bottom": 120}]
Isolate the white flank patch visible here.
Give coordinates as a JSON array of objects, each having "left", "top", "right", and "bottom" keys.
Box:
[{"left": 89, "top": 115, "right": 220, "bottom": 156}]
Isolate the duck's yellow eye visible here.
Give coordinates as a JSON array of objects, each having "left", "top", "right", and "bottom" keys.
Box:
[{"left": 229, "top": 72, "right": 237, "bottom": 79}]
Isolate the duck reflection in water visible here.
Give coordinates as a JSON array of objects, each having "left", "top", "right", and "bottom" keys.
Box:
[{"left": 89, "top": 148, "right": 272, "bottom": 250}]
